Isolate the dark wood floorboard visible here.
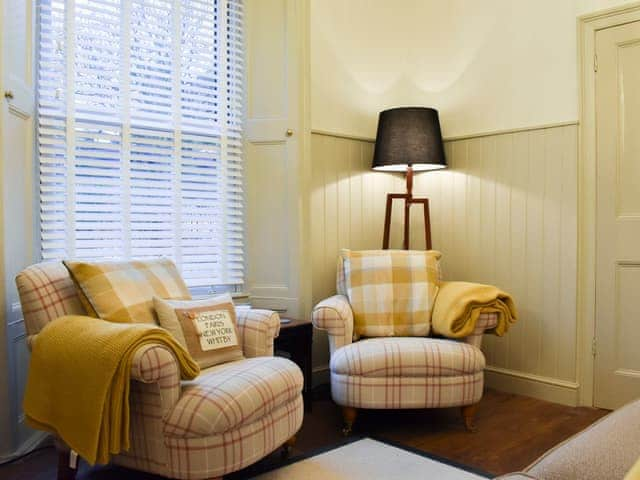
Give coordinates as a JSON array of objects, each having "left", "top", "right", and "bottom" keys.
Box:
[{"left": 0, "top": 388, "right": 608, "bottom": 479}]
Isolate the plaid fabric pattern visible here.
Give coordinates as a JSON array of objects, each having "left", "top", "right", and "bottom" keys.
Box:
[
  {"left": 330, "top": 337, "right": 485, "bottom": 378},
  {"left": 315, "top": 253, "right": 495, "bottom": 415},
  {"left": 235, "top": 308, "right": 281, "bottom": 358},
  {"left": 331, "top": 371, "right": 483, "bottom": 409},
  {"left": 15, "top": 262, "right": 86, "bottom": 338},
  {"left": 311, "top": 294, "right": 354, "bottom": 355},
  {"left": 167, "top": 396, "right": 303, "bottom": 480},
  {"left": 464, "top": 312, "right": 499, "bottom": 348},
  {"left": 64, "top": 258, "right": 191, "bottom": 324},
  {"left": 115, "top": 396, "right": 302, "bottom": 480},
  {"left": 116, "top": 353, "right": 303, "bottom": 479},
  {"left": 17, "top": 261, "right": 301, "bottom": 479},
  {"left": 341, "top": 249, "right": 441, "bottom": 337},
  {"left": 115, "top": 345, "right": 183, "bottom": 472},
  {"left": 164, "top": 357, "right": 303, "bottom": 438},
  {"left": 130, "top": 344, "right": 182, "bottom": 414}
]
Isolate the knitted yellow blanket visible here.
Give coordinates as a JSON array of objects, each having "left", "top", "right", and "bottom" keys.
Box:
[
  {"left": 431, "top": 281, "right": 517, "bottom": 338},
  {"left": 23, "top": 315, "right": 199, "bottom": 465}
]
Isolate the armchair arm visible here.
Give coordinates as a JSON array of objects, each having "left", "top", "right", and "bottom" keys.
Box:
[
  {"left": 235, "top": 307, "right": 281, "bottom": 357},
  {"left": 462, "top": 312, "right": 498, "bottom": 348},
  {"left": 130, "top": 343, "right": 182, "bottom": 418},
  {"left": 312, "top": 295, "right": 354, "bottom": 356}
]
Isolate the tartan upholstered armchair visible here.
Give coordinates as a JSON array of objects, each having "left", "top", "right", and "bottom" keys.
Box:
[
  {"left": 311, "top": 250, "right": 498, "bottom": 435},
  {"left": 16, "top": 262, "right": 303, "bottom": 480}
]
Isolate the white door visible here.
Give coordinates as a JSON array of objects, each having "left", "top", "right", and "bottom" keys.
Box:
[
  {"left": 0, "top": 0, "right": 38, "bottom": 456},
  {"left": 594, "top": 20, "right": 640, "bottom": 409},
  {"left": 244, "top": 0, "right": 309, "bottom": 318}
]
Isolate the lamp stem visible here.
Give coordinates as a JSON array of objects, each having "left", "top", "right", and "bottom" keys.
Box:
[
  {"left": 403, "top": 166, "right": 414, "bottom": 249},
  {"left": 382, "top": 165, "right": 432, "bottom": 251}
]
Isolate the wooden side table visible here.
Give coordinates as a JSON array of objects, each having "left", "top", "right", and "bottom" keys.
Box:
[{"left": 274, "top": 318, "right": 313, "bottom": 412}]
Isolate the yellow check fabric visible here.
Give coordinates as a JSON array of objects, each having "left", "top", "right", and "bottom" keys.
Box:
[
  {"left": 64, "top": 258, "right": 191, "bottom": 324},
  {"left": 341, "top": 249, "right": 441, "bottom": 337}
]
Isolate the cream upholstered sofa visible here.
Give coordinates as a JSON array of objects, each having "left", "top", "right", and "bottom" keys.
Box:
[
  {"left": 16, "top": 262, "right": 303, "bottom": 480},
  {"left": 312, "top": 251, "right": 499, "bottom": 434},
  {"left": 496, "top": 398, "right": 640, "bottom": 480}
]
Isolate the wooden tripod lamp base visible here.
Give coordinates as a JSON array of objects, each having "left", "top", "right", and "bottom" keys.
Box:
[
  {"left": 372, "top": 107, "right": 446, "bottom": 248},
  {"left": 382, "top": 166, "right": 432, "bottom": 250}
]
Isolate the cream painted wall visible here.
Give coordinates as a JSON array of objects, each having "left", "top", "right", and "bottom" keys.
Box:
[{"left": 311, "top": 0, "right": 637, "bottom": 139}]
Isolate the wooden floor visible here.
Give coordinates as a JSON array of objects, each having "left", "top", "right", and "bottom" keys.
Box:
[{"left": 0, "top": 388, "right": 608, "bottom": 479}]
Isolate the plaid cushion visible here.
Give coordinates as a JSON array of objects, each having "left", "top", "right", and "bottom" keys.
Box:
[
  {"left": 164, "top": 356, "right": 303, "bottom": 438},
  {"left": 64, "top": 258, "right": 191, "bottom": 324},
  {"left": 330, "top": 337, "right": 485, "bottom": 378},
  {"left": 331, "top": 371, "right": 483, "bottom": 409},
  {"left": 16, "top": 262, "right": 86, "bottom": 337},
  {"left": 341, "top": 249, "right": 441, "bottom": 337}
]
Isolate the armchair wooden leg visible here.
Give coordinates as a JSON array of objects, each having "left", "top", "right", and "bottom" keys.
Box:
[
  {"left": 281, "top": 434, "right": 297, "bottom": 458},
  {"left": 342, "top": 406, "right": 358, "bottom": 436},
  {"left": 461, "top": 404, "right": 479, "bottom": 433},
  {"left": 55, "top": 439, "right": 78, "bottom": 480}
]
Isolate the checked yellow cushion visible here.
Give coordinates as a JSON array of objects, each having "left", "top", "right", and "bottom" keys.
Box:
[
  {"left": 341, "top": 249, "right": 441, "bottom": 337},
  {"left": 64, "top": 258, "right": 191, "bottom": 324}
]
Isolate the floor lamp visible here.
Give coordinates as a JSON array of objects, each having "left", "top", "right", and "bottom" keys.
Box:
[{"left": 372, "top": 107, "right": 447, "bottom": 250}]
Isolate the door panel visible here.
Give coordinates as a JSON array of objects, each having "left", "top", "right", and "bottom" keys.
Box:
[
  {"left": 617, "top": 41, "right": 640, "bottom": 216},
  {"left": 595, "top": 21, "right": 640, "bottom": 409},
  {"left": 244, "top": 0, "right": 308, "bottom": 317}
]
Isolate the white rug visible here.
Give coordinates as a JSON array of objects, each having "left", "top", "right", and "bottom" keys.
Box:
[{"left": 252, "top": 438, "right": 488, "bottom": 480}]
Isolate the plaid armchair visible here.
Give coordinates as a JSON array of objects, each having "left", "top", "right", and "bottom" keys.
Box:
[
  {"left": 16, "top": 262, "right": 303, "bottom": 480},
  {"left": 312, "top": 251, "right": 498, "bottom": 435}
]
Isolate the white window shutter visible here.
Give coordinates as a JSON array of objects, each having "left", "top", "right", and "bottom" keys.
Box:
[{"left": 37, "top": 0, "right": 244, "bottom": 288}]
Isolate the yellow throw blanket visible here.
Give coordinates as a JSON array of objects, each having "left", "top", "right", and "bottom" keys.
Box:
[
  {"left": 431, "top": 281, "right": 517, "bottom": 338},
  {"left": 23, "top": 315, "right": 199, "bottom": 465}
]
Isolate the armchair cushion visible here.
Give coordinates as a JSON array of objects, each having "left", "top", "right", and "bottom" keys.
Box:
[
  {"left": 163, "top": 357, "right": 303, "bottom": 438},
  {"left": 341, "top": 249, "right": 441, "bottom": 337},
  {"left": 63, "top": 258, "right": 191, "bottom": 325},
  {"left": 330, "top": 337, "right": 485, "bottom": 378},
  {"left": 154, "top": 294, "right": 245, "bottom": 369}
]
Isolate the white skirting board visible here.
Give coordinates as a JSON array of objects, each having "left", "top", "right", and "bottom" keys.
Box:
[{"left": 484, "top": 367, "right": 579, "bottom": 406}]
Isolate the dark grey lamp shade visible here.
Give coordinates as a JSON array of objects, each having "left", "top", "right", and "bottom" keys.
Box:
[{"left": 372, "top": 107, "right": 447, "bottom": 172}]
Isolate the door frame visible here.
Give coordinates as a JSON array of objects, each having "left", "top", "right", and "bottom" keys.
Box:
[{"left": 577, "top": 1, "right": 640, "bottom": 407}]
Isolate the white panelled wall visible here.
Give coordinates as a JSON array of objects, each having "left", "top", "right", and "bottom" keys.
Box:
[{"left": 310, "top": 123, "right": 579, "bottom": 405}]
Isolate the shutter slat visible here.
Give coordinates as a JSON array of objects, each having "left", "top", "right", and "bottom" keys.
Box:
[{"left": 38, "top": 0, "right": 244, "bottom": 288}]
